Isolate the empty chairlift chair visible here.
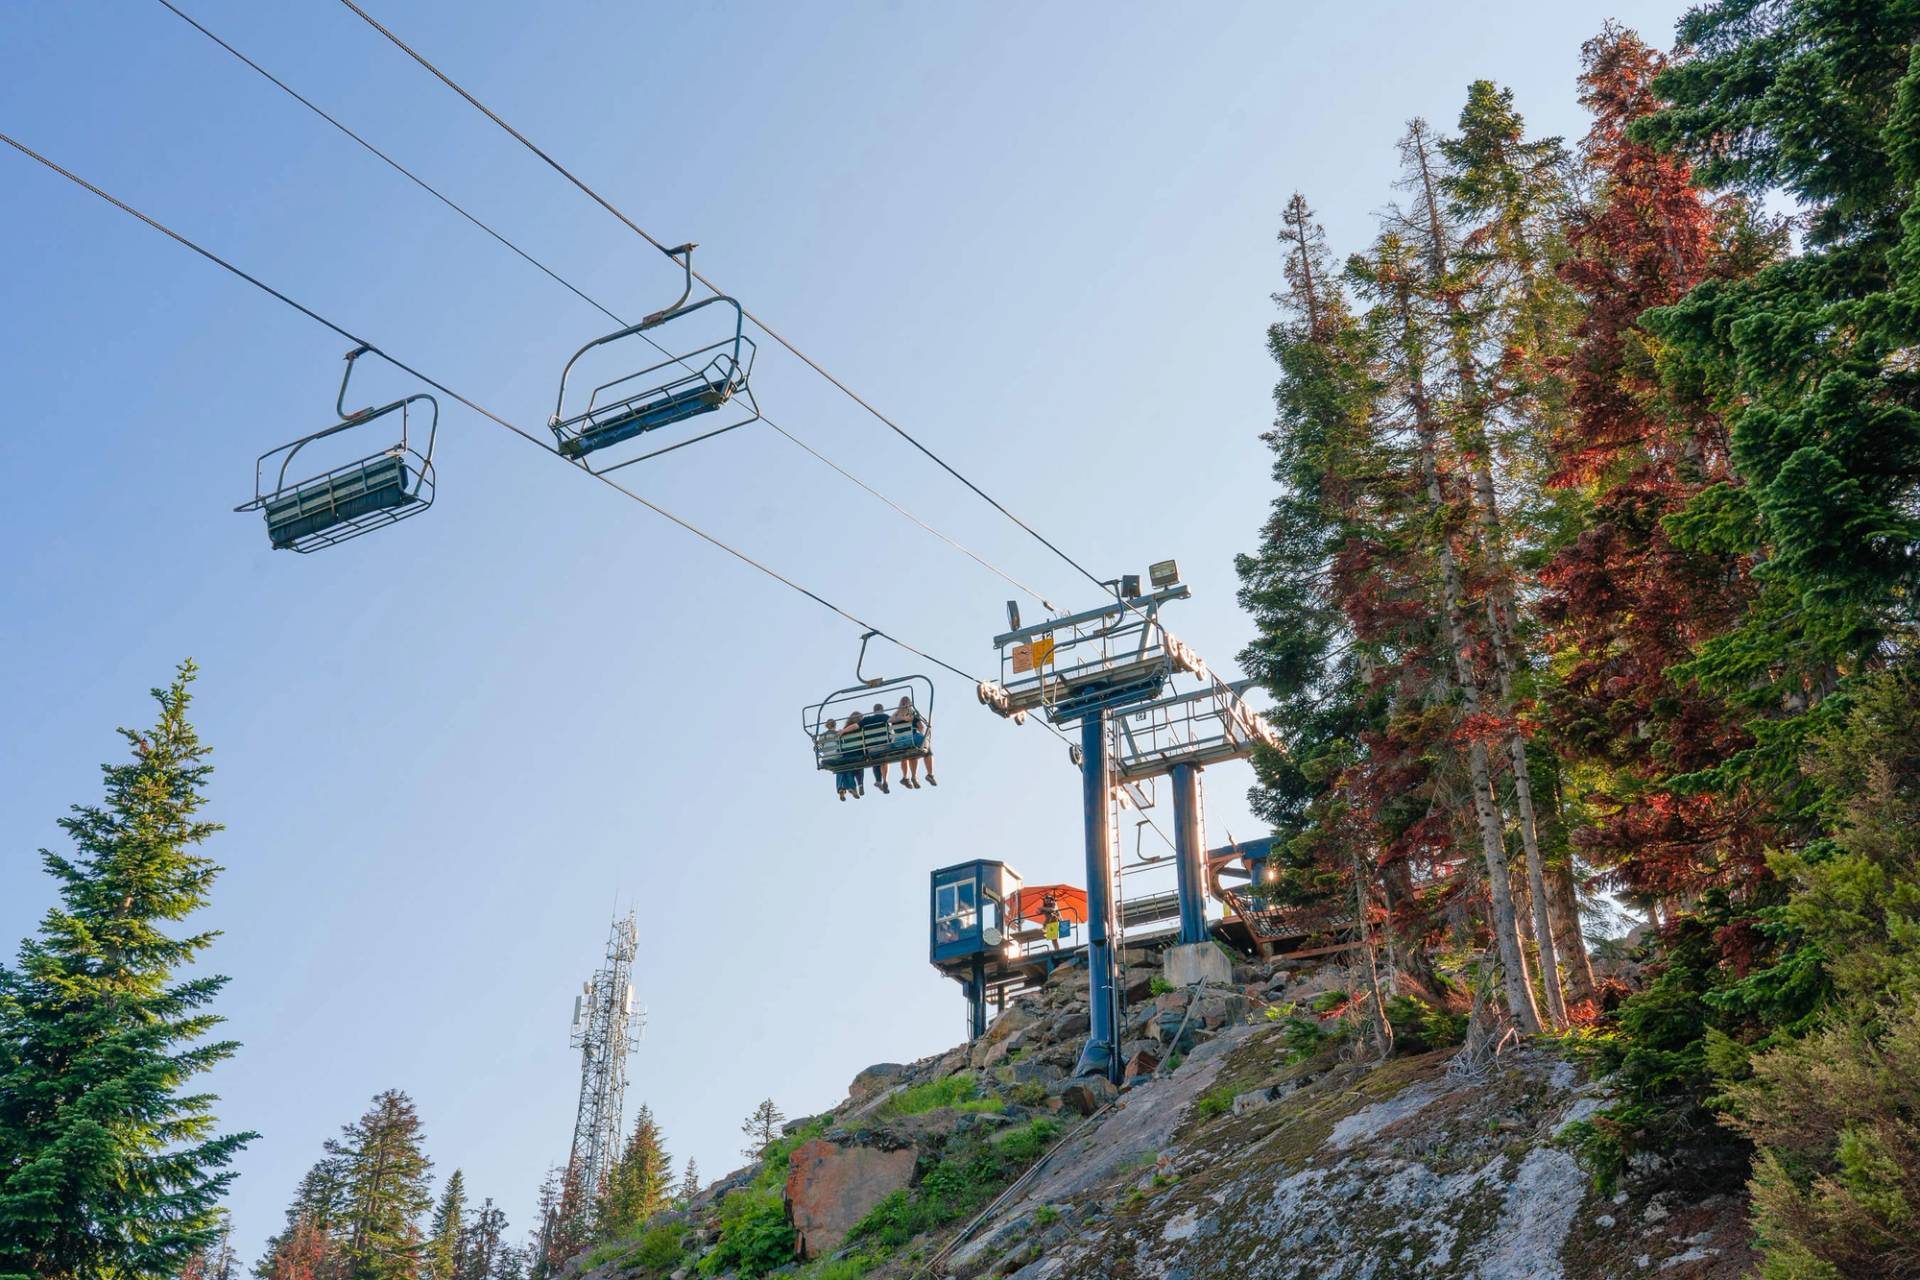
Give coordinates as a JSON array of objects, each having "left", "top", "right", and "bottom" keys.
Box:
[
  {"left": 237, "top": 345, "right": 438, "bottom": 552},
  {"left": 548, "top": 244, "right": 757, "bottom": 472}
]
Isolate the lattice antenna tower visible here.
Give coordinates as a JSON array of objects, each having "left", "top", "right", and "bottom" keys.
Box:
[{"left": 567, "top": 911, "right": 643, "bottom": 1198}]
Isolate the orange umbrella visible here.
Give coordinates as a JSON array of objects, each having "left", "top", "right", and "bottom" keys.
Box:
[{"left": 1011, "top": 884, "right": 1089, "bottom": 924}]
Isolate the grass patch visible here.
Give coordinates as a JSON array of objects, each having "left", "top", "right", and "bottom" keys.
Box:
[
  {"left": 879, "top": 1072, "right": 1003, "bottom": 1118},
  {"left": 584, "top": 1240, "right": 630, "bottom": 1268},
  {"left": 1149, "top": 975, "right": 1176, "bottom": 996},
  {"left": 1032, "top": 1204, "right": 1060, "bottom": 1228}
]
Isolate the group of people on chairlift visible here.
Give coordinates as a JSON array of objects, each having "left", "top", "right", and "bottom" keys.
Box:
[{"left": 820, "top": 695, "right": 936, "bottom": 801}]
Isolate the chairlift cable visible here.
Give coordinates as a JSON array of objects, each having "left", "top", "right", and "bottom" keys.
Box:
[
  {"left": 332, "top": 0, "right": 1122, "bottom": 610},
  {"left": 0, "top": 129, "right": 987, "bottom": 690},
  {"left": 152, "top": 0, "right": 1057, "bottom": 612}
]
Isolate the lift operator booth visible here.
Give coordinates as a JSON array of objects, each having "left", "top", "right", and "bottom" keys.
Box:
[{"left": 930, "top": 860, "right": 1085, "bottom": 1039}]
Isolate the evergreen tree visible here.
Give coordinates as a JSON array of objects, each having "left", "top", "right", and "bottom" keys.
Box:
[
  {"left": 256, "top": 1221, "right": 338, "bottom": 1280},
  {"left": 738, "top": 1100, "right": 785, "bottom": 1160},
  {"left": 677, "top": 1159, "right": 699, "bottom": 1205},
  {"left": 529, "top": 1162, "right": 588, "bottom": 1280},
  {"left": 257, "top": 1159, "right": 351, "bottom": 1280},
  {"left": 328, "top": 1091, "right": 433, "bottom": 1280},
  {"left": 454, "top": 1199, "right": 505, "bottom": 1280},
  {"left": 425, "top": 1170, "right": 466, "bottom": 1280},
  {"left": 0, "top": 662, "right": 255, "bottom": 1280},
  {"left": 594, "top": 1107, "right": 669, "bottom": 1239}
]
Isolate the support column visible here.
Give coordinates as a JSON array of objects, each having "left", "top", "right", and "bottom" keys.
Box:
[
  {"left": 1172, "top": 763, "right": 1208, "bottom": 945},
  {"left": 1074, "top": 711, "right": 1119, "bottom": 1081},
  {"left": 967, "top": 955, "right": 987, "bottom": 1040}
]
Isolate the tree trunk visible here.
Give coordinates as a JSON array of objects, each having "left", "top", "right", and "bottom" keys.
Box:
[
  {"left": 1549, "top": 853, "right": 1597, "bottom": 1005},
  {"left": 1409, "top": 124, "right": 1566, "bottom": 1027},
  {"left": 1400, "top": 289, "right": 1541, "bottom": 1035}
]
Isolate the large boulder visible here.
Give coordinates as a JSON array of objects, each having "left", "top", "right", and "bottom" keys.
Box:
[
  {"left": 1050, "top": 1075, "right": 1118, "bottom": 1116},
  {"left": 783, "top": 1137, "right": 918, "bottom": 1259},
  {"left": 847, "top": 1063, "right": 907, "bottom": 1103}
]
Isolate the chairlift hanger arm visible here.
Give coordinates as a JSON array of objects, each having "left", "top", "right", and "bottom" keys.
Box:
[
  {"left": 991, "top": 585, "right": 1190, "bottom": 648},
  {"left": 643, "top": 243, "right": 697, "bottom": 325},
  {"left": 337, "top": 342, "right": 375, "bottom": 418}
]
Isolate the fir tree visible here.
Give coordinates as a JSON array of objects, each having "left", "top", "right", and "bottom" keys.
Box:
[
  {"left": 425, "top": 1170, "right": 466, "bottom": 1280},
  {"left": 529, "top": 1162, "right": 588, "bottom": 1280},
  {"left": 594, "top": 1107, "right": 669, "bottom": 1239},
  {"left": 454, "top": 1199, "right": 505, "bottom": 1280},
  {"left": 677, "top": 1159, "right": 699, "bottom": 1206},
  {"left": 0, "top": 662, "right": 255, "bottom": 1280},
  {"left": 739, "top": 1100, "right": 785, "bottom": 1160},
  {"left": 328, "top": 1091, "right": 433, "bottom": 1280},
  {"left": 258, "top": 1220, "right": 338, "bottom": 1280}
]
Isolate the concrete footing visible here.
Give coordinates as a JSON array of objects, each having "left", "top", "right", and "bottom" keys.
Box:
[{"left": 1163, "top": 941, "right": 1233, "bottom": 988}]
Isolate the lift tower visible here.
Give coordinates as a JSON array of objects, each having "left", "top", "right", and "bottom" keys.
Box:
[
  {"left": 979, "top": 564, "right": 1280, "bottom": 1080},
  {"left": 567, "top": 912, "right": 642, "bottom": 1197}
]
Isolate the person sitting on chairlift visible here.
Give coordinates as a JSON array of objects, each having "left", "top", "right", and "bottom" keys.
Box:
[
  {"left": 822, "top": 717, "right": 862, "bottom": 801},
  {"left": 891, "top": 695, "right": 930, "bottom": 789},
  {"left": 837, "top": 715, "right": 868, "bottom": 796},
  {"left": 862, "top": 702, "right": 893, "bottom": 794}
]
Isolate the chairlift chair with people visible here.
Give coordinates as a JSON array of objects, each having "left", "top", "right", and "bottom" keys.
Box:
[{"left": 804, "top": 633, "right": 936, "bottom": 796}]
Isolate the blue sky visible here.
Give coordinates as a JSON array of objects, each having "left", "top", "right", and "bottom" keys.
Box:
[{"left": 1, "top": 0, "right": 1692, "bottom": 1261}]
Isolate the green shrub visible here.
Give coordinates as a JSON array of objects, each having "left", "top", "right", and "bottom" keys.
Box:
[
  {"left": 1282, "top": 1014, "right": 1343, "bottom": 1064},
  {"left": 1007, "top": 1081, "right": 1048, "bottom": 1107},
  {"left": 1149, "top": 976, "right": 1176, "bottom": 996},
  {"left": 1383, "top": 995, "right": 1468, "bottom": 1054},
  {"left": 1032, "top": 1204, "right": 1060, "bottom": 1228},
  {"left": 1193, "top": 1087, "right": 1234, "bottom": 1120},
  {"left": 630, "top": 1224, "right": 683, "bottom": 1275},
  {"left": 698, "top": 1188, "right": 792, "bottom": 1278},
  {"left": 847, "top": 1118, "right": 1063, "bottom": 1251},
  {"left": 1311, "top": 989, "right": 1347, "bottom": 1014}
]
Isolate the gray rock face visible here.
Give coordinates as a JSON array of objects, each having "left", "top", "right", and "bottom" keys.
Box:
[{"left": 948, "top": 1035, "right": 1757, "bottom": 1280}]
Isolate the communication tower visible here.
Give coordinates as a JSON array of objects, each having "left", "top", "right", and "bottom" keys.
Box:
[{"left": 567, "top": 912, "right": 642, "bottom": 1196}]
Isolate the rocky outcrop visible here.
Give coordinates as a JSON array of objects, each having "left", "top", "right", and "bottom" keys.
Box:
[
  {"left": 784, "top": 1137, "right": 917, "bottom": 1259},
  {"left": 579, "top": 947, "right": 1751, "bottom": 1280},
  {"left": 946, "top": 1034, "right": 1758, "bottom": 1280}
]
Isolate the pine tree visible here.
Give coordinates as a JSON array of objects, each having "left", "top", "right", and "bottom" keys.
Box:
[
  {"left": 529, "top": 1162, "right": 588, "bottom": 1280},
  {"left": 425, "top": 1170, "right": 466, "bottom": 1280},
  {"left": 676, "top": 1159, "right": 699, "bottom": 1205},
  {"left": 256, "top": 1157, "right": 351, "bottom": 1280},
  {"left": 259, "top": 1220, "right": 338, "bottom": 1280},
  {"left": 1541, "top": 23, "right": 1772, "bottom": 923},
  {"left": 739, "top": 1100, "right": 785, "bottom": 1160},
  {"left": 454, "top": 1199, "right": 505, "bottom": 1280},
  {"left": 594, "top": 1106, "right": 669, "bottom": 1239},
  {"left": 328, "top": 1091, "right": 433, "bottom": 1280},
  {"left": 206, "top": 1211, "right": 240, "bottom": 1280},
  {"left": 0, "top": 662, "right": 255, "bottom": 1279},
  {"left": 490, "top": 1247, "right": 526, "bottom": 1280}
]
